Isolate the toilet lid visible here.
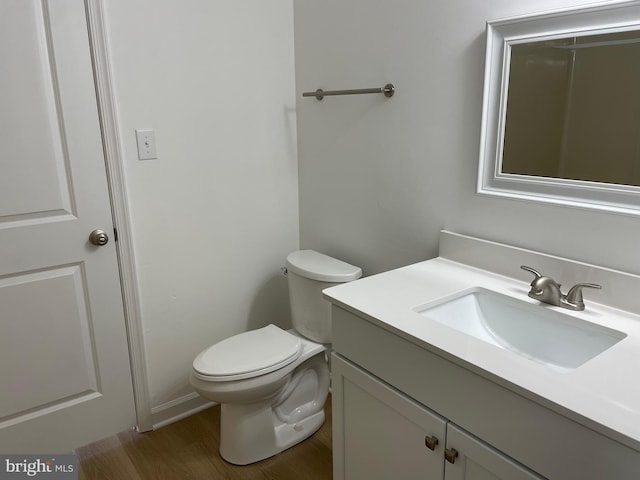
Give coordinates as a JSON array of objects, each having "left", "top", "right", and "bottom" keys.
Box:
[{"left": 192, "top": 325, "right": 303, "bottom": 381}]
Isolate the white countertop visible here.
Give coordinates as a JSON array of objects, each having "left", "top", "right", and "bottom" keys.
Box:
[{"left": 324, "top": 257, "right": 640, "bottom": 452}]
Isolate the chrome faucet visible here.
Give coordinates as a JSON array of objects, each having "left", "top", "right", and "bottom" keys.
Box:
[{"left": 520, "top": 266, "right": 601, "bottom": 311}]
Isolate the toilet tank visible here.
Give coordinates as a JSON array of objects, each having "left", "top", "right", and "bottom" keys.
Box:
[{"left": 286, "top": 250, "right": 362, "bottom": 344}]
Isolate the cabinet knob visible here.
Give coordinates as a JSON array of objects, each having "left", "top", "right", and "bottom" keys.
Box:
[
  {"left": 424, "top": 435, "right": 439, "bottom": 451},
  {"left": 444, "top": 447, "right": 459, "bottom": 464}
]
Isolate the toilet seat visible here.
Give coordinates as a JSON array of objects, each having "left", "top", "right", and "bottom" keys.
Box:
[{"left": 193, "top": 325, "right": 302, "bottom": 381}]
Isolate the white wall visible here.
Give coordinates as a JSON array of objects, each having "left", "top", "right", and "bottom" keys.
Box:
[
  {"left": 99, "top": 0, "right": 640, "bottom": 422},
  {"left": 294, "top": 0, "right": 640, "bottom": 277},
  {"left": 103, "top": 0, "right": 298, "bottom": 411}
]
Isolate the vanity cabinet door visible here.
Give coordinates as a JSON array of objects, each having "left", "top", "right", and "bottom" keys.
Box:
[
  {"left": 444, "top": 424, "right": 544, "bottom": 480},
  {"left": 332, "top": 355, "right": 447, "bottom": 480}
]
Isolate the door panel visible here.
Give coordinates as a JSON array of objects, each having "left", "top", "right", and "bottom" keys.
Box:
[
  {"left": 0, "top": 0, "right": 72, "bottom": 219},
  {"left": 0, "top": 266, "right": 98, "bottom": 419},
  {"left": 0, "top": 0, "right": 135, "bottom": 453}
]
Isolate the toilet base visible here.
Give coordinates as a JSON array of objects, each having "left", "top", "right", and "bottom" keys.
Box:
[
  {"left": 219, "top": 402, "right": 325, "bottom": 465},
  {"left": 218, "top": 352, "right": 329, "bottom": 465}
]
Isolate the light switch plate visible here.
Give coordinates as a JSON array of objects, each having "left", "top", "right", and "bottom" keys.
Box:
[{"left": 135, "top": 129, "right": 158, "bottom": 160}]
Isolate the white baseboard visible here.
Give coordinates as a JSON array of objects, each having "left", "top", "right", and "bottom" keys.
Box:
[{"left": 147, "top": 392, "right": 216, "bottom": 431}]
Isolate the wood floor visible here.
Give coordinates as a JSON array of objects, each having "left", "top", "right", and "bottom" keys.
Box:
[{"left": 75, "top": 399, "right": 333, "bottom": 480}]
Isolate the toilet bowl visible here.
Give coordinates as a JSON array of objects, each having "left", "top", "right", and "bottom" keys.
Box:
[
  {"left": 190, "top": 250, "right": 362, "bottom": 465},
  {"left": 191, "top": 326, "right": 329, "bottom": 465}
]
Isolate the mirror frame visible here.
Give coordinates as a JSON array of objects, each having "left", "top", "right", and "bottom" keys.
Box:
[{"left": 478, "top": 1, "right": 640, "bottom": 216}]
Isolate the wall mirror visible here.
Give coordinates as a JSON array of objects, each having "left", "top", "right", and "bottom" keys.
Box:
[{"left": 478, "top": 2, "right": 640, "bottom": 215}]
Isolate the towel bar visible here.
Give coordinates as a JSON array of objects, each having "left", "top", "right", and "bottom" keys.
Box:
[{"left": 302, "top": 83, "right": 395, "bottom": 100}]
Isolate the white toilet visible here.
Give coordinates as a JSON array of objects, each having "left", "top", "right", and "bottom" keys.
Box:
[{"left": 190, "top": 250, "right": 362, "bottom": 465}]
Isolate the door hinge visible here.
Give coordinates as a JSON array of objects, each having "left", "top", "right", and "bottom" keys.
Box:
[{"left": 113, "top": 227, "right": 118, "bottom": 242}]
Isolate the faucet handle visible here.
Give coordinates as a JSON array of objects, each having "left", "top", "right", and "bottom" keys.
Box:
[
  {"left": 566, "top": 283, "right": 602, "bottom": 301},
  {"left": 520, "top": 265, "right": 542, "bottom": 282},
  {"left": 566, "top": 283, "right": 602, "bottom": 308}
]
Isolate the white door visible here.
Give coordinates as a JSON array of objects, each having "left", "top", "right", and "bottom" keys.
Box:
[{"left": 0, "top": 0, "right": 135, "bottom": 453}]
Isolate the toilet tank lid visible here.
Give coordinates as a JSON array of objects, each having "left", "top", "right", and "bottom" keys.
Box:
[{"left": 286, "top": 250, "right": 362, "bottom": 283}]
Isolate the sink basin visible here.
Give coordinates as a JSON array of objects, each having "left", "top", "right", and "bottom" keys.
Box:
[{"left": 417, "top": 288, "right": 626, "bottom": 372}]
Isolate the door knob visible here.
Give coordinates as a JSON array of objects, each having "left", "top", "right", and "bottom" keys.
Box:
[{"left": 89, "top": 229, "right": 109, "bottom": 246}]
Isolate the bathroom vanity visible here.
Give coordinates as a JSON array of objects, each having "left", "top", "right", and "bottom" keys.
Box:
[{"left": 324, "top": 232, "right": 640, "bottom": 480}]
